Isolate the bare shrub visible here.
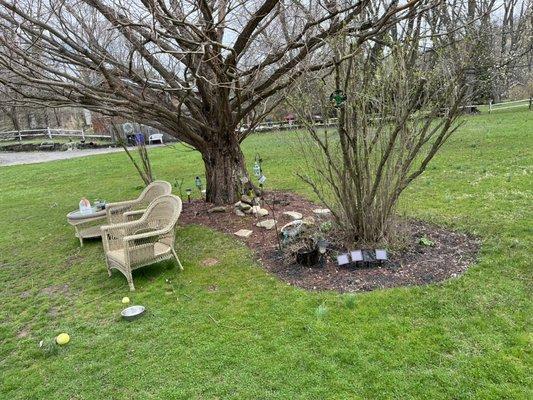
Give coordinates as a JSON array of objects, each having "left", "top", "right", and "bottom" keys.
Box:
[{"left": 293, "top": 24, "right": 467, "bottom": 245}]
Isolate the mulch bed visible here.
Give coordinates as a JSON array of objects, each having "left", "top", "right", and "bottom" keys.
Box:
[{"left": 180, "top": 191, "right": 480, "bottom": 293}]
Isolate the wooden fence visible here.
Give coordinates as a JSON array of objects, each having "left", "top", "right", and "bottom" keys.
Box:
[{"left": 0, "top": 127, "right": 112, "bottom": 142}]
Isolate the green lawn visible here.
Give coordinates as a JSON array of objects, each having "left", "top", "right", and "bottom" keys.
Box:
[{"left": 0, "top": 109, "right": 531, "bottom": 399}]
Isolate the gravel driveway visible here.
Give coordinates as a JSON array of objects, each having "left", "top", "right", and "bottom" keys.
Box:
[{"left": 0, "top": 146, "right": 147, "bottom": 167}]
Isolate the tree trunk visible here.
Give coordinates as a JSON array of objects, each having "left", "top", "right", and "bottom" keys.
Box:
[{"left": 202, "top": 139, "right": 249, "bottom": 205}]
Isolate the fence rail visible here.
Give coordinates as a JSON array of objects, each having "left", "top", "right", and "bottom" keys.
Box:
[
  {"left": 466, "top": 97, "right": 532, "bottom": 113},
  {"left": 0, "top": 127, "right": 113, "bottom": 142}
]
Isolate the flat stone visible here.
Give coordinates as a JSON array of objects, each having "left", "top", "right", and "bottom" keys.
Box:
[
  {"left": 234, "top": 229, "right": 253, "bottom": 238},
  {"left": 253, "top": 207, "right": 269, "bottom": 217},
  {"left": 241, "top": 194, "right": 253, "bottom": 205},
  {"left": 243, "top": 207, "right": 253, "bottom": 214},
  {"left": 283, "top": 211, "right": 303, "bottom": 220},
  {"left": 235, "top": 209, "right": 246, "bottom": 217},
  {"left": 240, "top": 203, "right": 252, "bottom": 211},
  {"left": 208, "top": 206, "right": 226, "bottom": 213},
  {"left": 313, "top": 208, "right": 331, "bottom": 217},
  {"left": 256, "top": 219, "right": 277, "bottom": 230}
]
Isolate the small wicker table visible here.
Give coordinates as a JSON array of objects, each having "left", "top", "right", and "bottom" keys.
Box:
[{"left": 67, "top": 208, "right": 107, "bottom": 247}]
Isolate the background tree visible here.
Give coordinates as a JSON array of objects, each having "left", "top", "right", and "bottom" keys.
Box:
[
  {"left": 0, "top": 0, "right": 429, "bottom": 204},
  {"left": 427, "top": 0, "right": 532, "bottom": 103}
]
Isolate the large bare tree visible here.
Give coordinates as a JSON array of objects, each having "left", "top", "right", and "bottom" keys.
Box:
[{"left": 0, "top": 0, "right": 428, "bottom": 204}]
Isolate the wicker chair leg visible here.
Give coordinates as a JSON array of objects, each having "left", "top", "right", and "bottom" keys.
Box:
[
  {"left": 105, "top": 257, "right": 112, "bottom": 277},
  {"left": 125, "top": 268, "right": 135, "bottom": 291},
  {"left": 172, "top": 249, "right": 184, "bottom": 271}
]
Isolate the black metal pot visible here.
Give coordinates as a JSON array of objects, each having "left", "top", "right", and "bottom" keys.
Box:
[{"left": 296, "top": 247, "right": 320, "bottom": 267}]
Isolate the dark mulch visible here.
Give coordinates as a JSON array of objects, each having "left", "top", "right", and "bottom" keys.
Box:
[{"left": 180, "top": 191, "right": 480, "bottom": 293}]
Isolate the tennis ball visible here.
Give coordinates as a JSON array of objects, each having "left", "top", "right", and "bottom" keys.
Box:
[
  {"left": 122, "top": 297, "right": 130, "bottom": 304},
  {"left": 56, "top": 333, "right": 70, "bottom": 345}
]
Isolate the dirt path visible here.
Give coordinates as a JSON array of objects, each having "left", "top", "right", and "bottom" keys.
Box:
[{"left": 0, "top": 145, "right": 163, "bottom": 166}]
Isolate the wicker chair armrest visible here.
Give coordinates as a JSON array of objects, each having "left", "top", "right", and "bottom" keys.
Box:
[
  {"left": 123, "top": 227, "right": 171, "bottom": 242},
  {"left": 101, "top": 219, "right": 147, "bottom": 234},
  {"left": 106, "top": 199, "right": 139, "bottom": 210},
  {"left": 123, "top": 209, "right": 146, "bottom": 221}
]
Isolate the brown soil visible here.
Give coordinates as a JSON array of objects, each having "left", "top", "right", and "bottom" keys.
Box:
[{"left": 180, "top": 191, "right": 480, "bottom": 293}]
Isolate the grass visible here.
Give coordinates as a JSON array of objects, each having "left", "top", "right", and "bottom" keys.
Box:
[{"left": 0, "top": 109, "right": 531, "bottom": 399}]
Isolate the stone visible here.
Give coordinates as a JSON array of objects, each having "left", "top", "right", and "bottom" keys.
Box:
[
  {"left": 240, "top": 203, "right": 252, "bottom": 211},
  {"left": 208, "top": 206, "right": 226, "bottom": 213},
  {"left": 234, "top": 229, "right": 253, "bottom": 238},
  {"left": 313, "top": 208, "right": 332, "bottom": 217},
  {"left": 243, "top": 207, "right": 253, "bottom": 214},
  {"left": 253, "top": 207, "right": 269, "bottom": 217},
  {"left": 241, "top": 194, "right": 253, "bottom": 205},
  {"left": 235, "top": 209, "right": 246, "bottom": 217},
  {"left": 283, "top": 211, "right": 303, "bottom": 220},
  {"left": 256, "top": 219, "right": 277, "bottom": 230}
]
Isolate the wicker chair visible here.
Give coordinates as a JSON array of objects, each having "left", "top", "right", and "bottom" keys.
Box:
[
  {"left": 105, "top": 180, "right": 172, "bottom": 224},
  {"left": 101, "top": 195, "right": 183, "bottom": 291}
]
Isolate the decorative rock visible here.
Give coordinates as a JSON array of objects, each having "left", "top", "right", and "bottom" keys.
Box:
[
  {"left": 256, "top": 208, "right": 269, "bottom": 217},
  {"left": 208, "top": 206, "right": 226, "bottom": 213},
  {"left": 243, "top": 207, "right": 253, "bottom": 214},
  {"left": 234, "top": 229, "right": 253, "bottom": 238},
  {"left": 283, "top": 211, "right": 303, "bottom": 220},
  {"left": 252, "top": 206, "right": 269, "bottom": 217},
  {"left": 256, "top": 219, "right": 276, "bottom": 230},
  {"left": 313, "top": 208, "right": 331, "bottom": 217},
  {"left": 235, "top": 209, "right": 246, "bottom": 217},
  {"left": 241, "top": 194, "right": 253, "bottom": 205},
  {"left": 240, "top": 203, "right": 252, "bottom": 211}
]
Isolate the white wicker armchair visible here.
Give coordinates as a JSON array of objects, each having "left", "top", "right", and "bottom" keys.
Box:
[
  {"left": 101, "top": 195, "right": 183, "bottom": 291},
  {"left": 105, "top": 180, "right": 172, "bottom": 224}
]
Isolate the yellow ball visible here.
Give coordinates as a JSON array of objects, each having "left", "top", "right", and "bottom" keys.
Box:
[
  {"left": 121, "top": 297, "right": 130, "bottom": 304},
  {"left": 56, "top": 333, "right": 70, "bottom": 345}
]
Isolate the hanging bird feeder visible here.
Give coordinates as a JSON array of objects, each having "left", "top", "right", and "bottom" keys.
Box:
[{"left": 330, "top": 89, "right": 347, "bottom": 108}]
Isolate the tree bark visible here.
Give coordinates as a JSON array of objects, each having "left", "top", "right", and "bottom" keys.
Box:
[{"left": 201, "top": 136, "right": 248, "bottom": 205}]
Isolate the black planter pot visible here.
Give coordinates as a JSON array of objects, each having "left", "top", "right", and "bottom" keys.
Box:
[{"left": 296, "top": 247, "right": 320, "bottom": 267}]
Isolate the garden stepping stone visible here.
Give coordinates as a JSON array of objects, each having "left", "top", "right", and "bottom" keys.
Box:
[
  {"left": 283, "top": 211, "right": 303, "bottom": 220},
  {"left": 208, "top": 206, "right": 226, "bottom": 213},
  {"left": 252, "top": 206, "right": 269, "bottom": 217},
  {"left": 313, "top": 208, "right": 331, "bottom": 217},
  {"left": 234, "top": 229, "right": 253, "bottom": 238},
  {"left": 256, "top": 219, "right": 277, "bottom": 230}
]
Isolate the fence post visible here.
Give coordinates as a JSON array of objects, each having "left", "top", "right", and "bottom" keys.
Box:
[
  {"left": 489, "top": 99, "right": 493, "bottom": 114},
  {"left": 47, "top": 126, "right": 52, "bottom": 139},
  {"left": 18, "top": 130, "right": 22, "bottom": 141},
  {"left": 529, "top": 97, "right": 532, "bottom": 111},
  {"left": 81, "top": 128, "right": 85, "bottom": 141}
]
